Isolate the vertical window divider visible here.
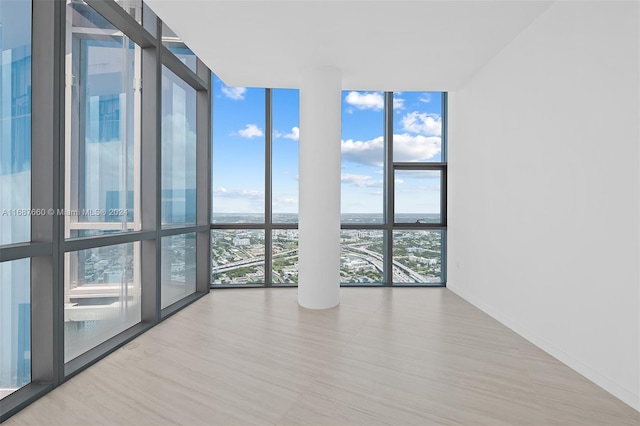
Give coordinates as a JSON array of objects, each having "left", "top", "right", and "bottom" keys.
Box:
[
  {"left": 265, "top": 88, "right": 273, "bottom": 287},
  {"left": 195, "top": 59, "right": 212, "bottom": 295},
  {"left": 154, "top": 18, "right": 163, "bottom": 319},
  {"left": 441, "top": 92, "right": 448, "bottom": 284},
  {"left": 139, "top": 15, "right": 160, "bottom": 325},
  {"left": 27, "top": 0, "right": 67, "bottom": 408},
  {"left": 384, "top": 92, "right": 394, "bottom": 286}
]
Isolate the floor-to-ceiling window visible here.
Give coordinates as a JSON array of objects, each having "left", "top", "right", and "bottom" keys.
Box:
[
  {"left": 0, "top": 0, "right": 32, "bottom": 401},
  {"left": 160, "top": 66, "right": 198, "bottom": 308},
  {"left": 211, "top": 83, "right": 301, "bottom": 287},
  {"left": 341, "top": 90, "right": 446, "bottom": 285},
  {"left": 211, "top": 80, "right": 267, "bottom": 285},
  {"left": 271, "top": 89, "right": 300, "bottom": 284},
  {"left": 389, "top": 91, "right": 446, "bottom": 284},
  {"left": 1, "top": 0, "right": 211, "bottom": 420},
  {"left": 64, "top": 1, "right": 143, "bottom": 362},
  {"left": 340, "top": 91, "right": 385, "bottom": 284},
  {"left": 211, "top": 88, "right": 446, "bottom": 286}
]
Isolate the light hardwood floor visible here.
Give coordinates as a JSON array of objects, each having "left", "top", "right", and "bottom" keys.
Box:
[{"left": 6, "top": 288, "right": 639, "bottom": 425}]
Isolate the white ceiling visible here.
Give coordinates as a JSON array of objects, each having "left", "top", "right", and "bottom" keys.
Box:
[{"left": 145, "top": 0, "right": 554, "bottom": 91}]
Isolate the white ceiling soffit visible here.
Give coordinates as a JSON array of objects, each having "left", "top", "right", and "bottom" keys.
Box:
[{"left": 145, "top": 0, "right": 554, "bottom": 91}]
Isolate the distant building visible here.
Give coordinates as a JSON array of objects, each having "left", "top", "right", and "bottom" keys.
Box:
[{"left": 233, "top": 238, "right": 250, "bottom": 246}]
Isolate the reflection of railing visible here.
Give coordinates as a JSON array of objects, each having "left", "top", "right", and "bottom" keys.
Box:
[
  {"left": 64, "top": 301, "right": 133, "bottom": 322},
  {"left": 67, "top": 283, "right": 137, "bottom": 299},
  {"left": 65, "top": 282, "right": 140, "bottom": 322},
  {"left": 68, "top": 221, "right": 137, "bottom": 231}
]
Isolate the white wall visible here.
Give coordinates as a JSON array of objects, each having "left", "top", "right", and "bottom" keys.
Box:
[{"left": 448, "top": 0, "right": 639, "bottom": 411}]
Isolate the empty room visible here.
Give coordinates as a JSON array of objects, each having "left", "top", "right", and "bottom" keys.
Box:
[{"left": 0, "top": 0, "right": 638, "bottom": 424}]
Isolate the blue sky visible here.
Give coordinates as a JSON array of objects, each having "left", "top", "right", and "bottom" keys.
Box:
[{"left": 212, "top": 74, "right": 442, "bottom": 218}]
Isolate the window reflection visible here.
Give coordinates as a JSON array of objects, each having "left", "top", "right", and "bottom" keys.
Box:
[
  {"left": 65, "top": 3, "right": 141, "bottom": 238},
  {"left": 0, "top": 259, "right": 31, "bottom": 399},
  {"left": 161, "top": 66, "right": 197, "bottom": 227},
  {"left": 0, "top": 0, "right": 32, "bottom": 245},
  {"left": 64, "top": 243, "right": 141, "bottom": 362},
  {"left": 161, "top": 233, "right": 197, "bottom": 308},
  {"left": 161, "top": 23, "right": 196, "bottom": 72}
]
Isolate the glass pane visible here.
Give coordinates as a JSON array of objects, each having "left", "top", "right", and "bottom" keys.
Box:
[
  {"left": 142, "top": 3, "right": 157, "bottom": 37},
  {"left": 64, "top": 243, "right": 141, "bottom": 362},
  {"left": 161, "top": 233, "right": 196, "bottom": 308},
  {"left": 392, "top": 91, "right": 443, "bottom": 162},
  {"left": 115, "top": 0, "right": 143, "bottom": 23},
  {"left": 0, "top": 258, "right": 30, "bottom": 399},
  {"left": 272, "top": 229, "right": 298, "bottom": 285},
  {"left": 394, "top": 170, "right": 441, "bottom": 224},
  {"left": 341, "top": 91, "right": 384, "bottom": 224},
  {"left": 393, "top": 230, "right": 442, "bottom": 283},
  {"left": 0, "top": 0, "right": 31, "bottom": 245},
  {"left": 211, "top": 230, "right": 265, "bottom": 285},
  {"left": 212, "top": 76, "right": 265, "bottom": 224},
  {"left": 161, "top": 23, "right": 196, "bottom": 72},
  {"left": 68, "top": 1, "right": 117, "bottom": 30},
  {"left": 66, "top": 3, "right": 140, "bottom": 238},
  {"left": 162, "top": 66, "right": 197, "bottom": 227},
  {"left": 272, "top": 89, "right": 299, "bottom": 223},
  {"left": 340, "top": 230, "right": 384, "bottom": 284}
]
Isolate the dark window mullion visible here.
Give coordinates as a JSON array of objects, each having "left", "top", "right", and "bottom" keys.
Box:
[
  {"left": 265, "top": 88, "right": 273, "bottom": 287},
  {"left": 384, "top": 92, "right": 394, "bottom": 286}
]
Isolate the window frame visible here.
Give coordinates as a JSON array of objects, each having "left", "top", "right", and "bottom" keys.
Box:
[
  {"left": 211, "top": 91, "right": 447, "bottom": 287},
  {"left": 0, "top": 0, "right": 212, "bottom": 420}
]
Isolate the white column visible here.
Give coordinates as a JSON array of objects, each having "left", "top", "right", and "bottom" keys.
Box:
[{"left": 298, "top": 66, "right": 342, "bottom": 309}]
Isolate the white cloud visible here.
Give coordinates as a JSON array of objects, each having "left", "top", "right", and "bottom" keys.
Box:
[
  {"left": 213, "top": 187, "right": 263, "bottom": 199},
  {"left": 237, "top": 124, "right": 264, "bottom": 138},
  {"left": 221, "top": 86, "right": 247, "bottom": 100},
  {"left": 285, "top": 127, "right": 299, "bottom": 140},
  {"left": 394, "top": 133, "right": 441, "bottom": 161},
  {"left": 344, "top": 91, "right": 384, "bottom": 111},
  {"left": 341, "top": 173, "right": 383, "bottom": 188},
  {"left": 419, "top": 94, "right": 431, "bottom": 103},
  {"left": 342, "top": 136, "right": 385, "bottom": 167},
  {"left": 273, "top": 127, "right": 300, "bottom": 141},
  {"left": 393, "top": 96, "right": 405, "bottom": 110},
  {"left": 341, "top": 134, "right": 441, "bottom": 166},
  {"left": 401, "top": 112, "right": 442, "bottom": 136},
  {"left": 273, "top": 195, "right": 297, "bottom": 206},
  {"left": 275, "top": 126, "right": 299, "bottom": 141}
]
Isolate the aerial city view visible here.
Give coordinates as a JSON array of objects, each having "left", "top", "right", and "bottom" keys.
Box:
[
  {"left": 211, "top": 214, "right": 443, "bottom": 285},
  {"left": 211, "top": 85, "right": 445, "bottom": 286}
]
